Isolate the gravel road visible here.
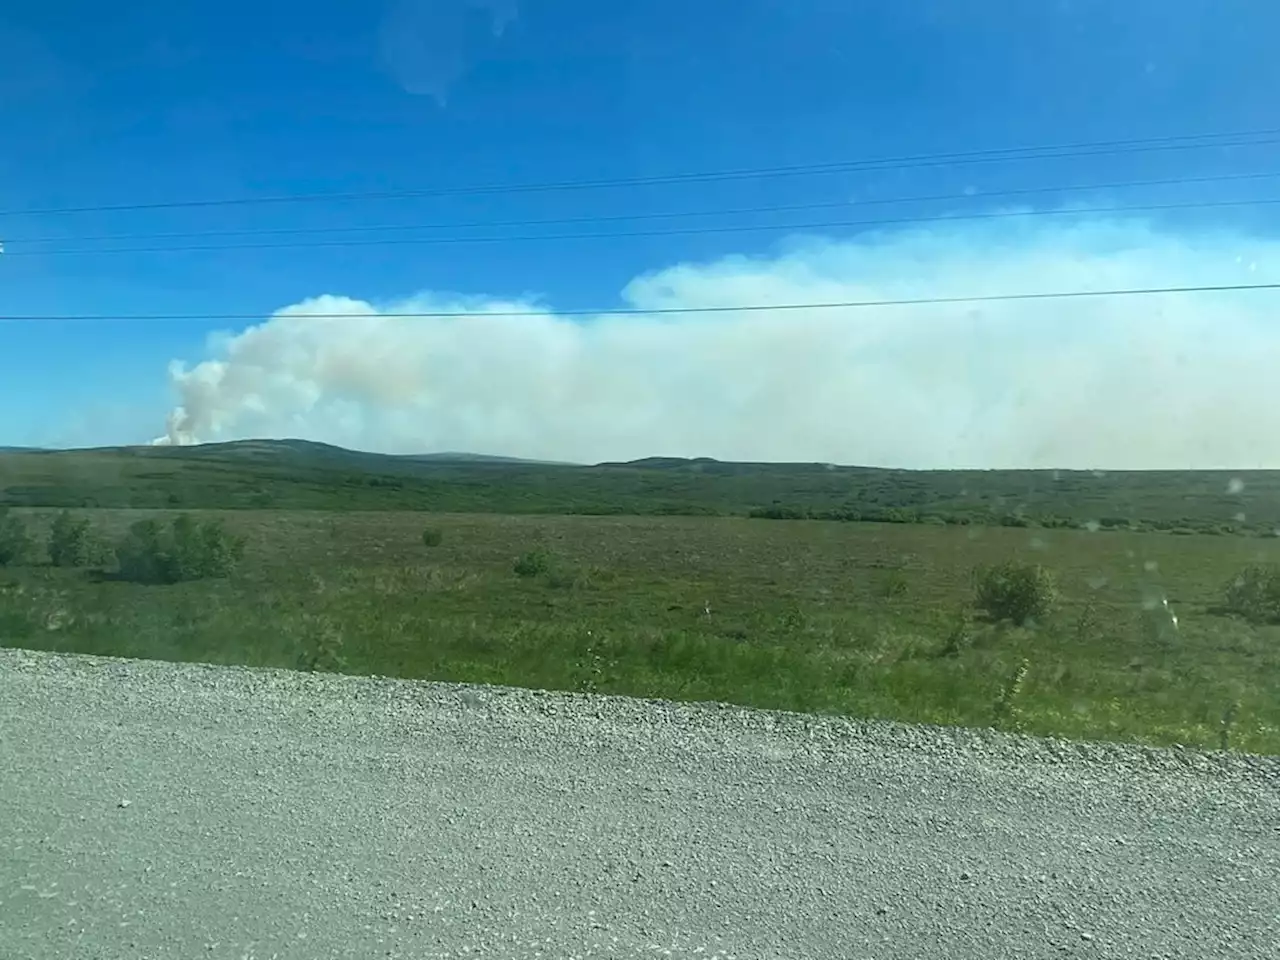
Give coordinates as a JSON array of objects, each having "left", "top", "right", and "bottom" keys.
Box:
[{"left": 2, "top": 648, "right": 1277, "bottom": 959}]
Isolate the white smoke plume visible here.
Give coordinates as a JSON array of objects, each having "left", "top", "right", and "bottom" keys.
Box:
[{"left": 157, "top": 218, "right": 1280, "bottom": 468}]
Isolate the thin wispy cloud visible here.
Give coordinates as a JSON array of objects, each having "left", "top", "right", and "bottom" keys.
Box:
[
  {"left": 158, "top": 218, "right": 1280, "bottom": 469},
  {"left": 377, "top": 0, "right": 518, "bottom": 105}
]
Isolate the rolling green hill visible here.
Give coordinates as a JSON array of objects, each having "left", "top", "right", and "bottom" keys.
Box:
[{"left": 1, "top": 439, "right": 1276, "bottom": 534}]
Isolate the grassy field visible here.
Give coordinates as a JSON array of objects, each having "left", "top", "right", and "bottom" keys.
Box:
[
  {"left": 2, "top": 506, "right": 1278, "bottom": 754},
  {"left": 5, "top": 441, "right": 1280, "bottom": 536}
]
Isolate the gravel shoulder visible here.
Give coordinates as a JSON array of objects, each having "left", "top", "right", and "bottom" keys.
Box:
[{"left": 2, "top": 648, "right": 1278, "bottom": 960}]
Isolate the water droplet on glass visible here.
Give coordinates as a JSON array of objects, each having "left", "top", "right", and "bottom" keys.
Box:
[
  {"left": 1228, "top": 478, "right": 1245, "bottom": 494},
  {"left": 1235, "top": 512, "right": 1246, "bottom": 523},
  {"left": 1140, "top": 593, "right": 1179, "bottom": 641},
  {"left": 1143, "top": 560, "right": 1158, "bottom": 572}
]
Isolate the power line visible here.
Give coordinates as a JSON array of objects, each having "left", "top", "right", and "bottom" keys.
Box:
[
  {"left": 4, "top": 282, "right": 1278, "bottom": 323},
  {"left": 4, "top": 127, "right": 1280, "bottom": 219},
  {"left": 8, "top": 169, "right": 1280, "bottom": 249},
  {"left": 6, "top": 195, "right": 1280, "bottom": 257}
]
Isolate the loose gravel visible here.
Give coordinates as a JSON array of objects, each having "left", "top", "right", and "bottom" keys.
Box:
[{"left": 2, "top": 647, "right": 1278, "bottom": 959}]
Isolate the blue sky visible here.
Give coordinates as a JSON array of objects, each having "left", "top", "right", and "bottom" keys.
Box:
[{"left": 2, "top": 0, "right": 1280, "bottom": 465}]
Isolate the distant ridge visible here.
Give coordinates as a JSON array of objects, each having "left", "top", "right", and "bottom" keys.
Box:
[
  {"left": 400, "top": 451, "right": 577, "bottom": 465},
  {"left": 123, "top": 438, "right": 577, "bottom": 466},
  {"left": 598, "top": 455, "right": 852, "bottom": 475},
  {"left": 3, "top": 437, "right": 1278, "bottom": 534}
]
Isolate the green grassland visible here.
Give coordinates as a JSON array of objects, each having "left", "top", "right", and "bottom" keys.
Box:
[
  {"left": 2, "top": 499, "right": 1278, "bottom": 754},
  {"left": 4, "top": 440, "right": 1280, "bottom": 535}
]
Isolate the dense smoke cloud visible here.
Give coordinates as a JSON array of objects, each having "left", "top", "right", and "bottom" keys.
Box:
[{"left": 157, "top": 219, "right": 1280, "bottom": 468}]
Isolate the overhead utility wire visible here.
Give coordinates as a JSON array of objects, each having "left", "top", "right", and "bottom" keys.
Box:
[
  {"left": 2, "top": 127, "right": 1279, "bottom": 218},
  {"left": 4, "top": 282, "right": 1279, "bottom": 323},
  {"left": 7, "top": 169, "right": 1280, "bottom": 248},
  {"left": 7, "top": 195, "right": 1280, "bottom": 257}
]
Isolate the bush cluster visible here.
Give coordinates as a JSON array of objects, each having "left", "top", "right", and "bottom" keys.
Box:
[
  {"left": 115, "top": 515, "right": 245, "bottom": 584},
  {"left": 0, "top": 508, "right": 33, "bottom": 566},
  {"left": 1222, "top": 564, "right": 1280, "bottom": 624},
  {"left": 974, "top": 561, "right": 1057, "bottom": 626},
  {"left": 49, "top": 511, "right": 96, "bottom": 567},
  {"left": 513, "top": 549, "right": 552, "bottom": 578}
]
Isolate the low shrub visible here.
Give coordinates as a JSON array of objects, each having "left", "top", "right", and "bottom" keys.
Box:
[
  {"left": 878, "top": 568, "right": 909, "bottom": 599},
  {"left": 513, "top": 549, "right": 552, "bottom": 579},
  {"left": 1222, "top": 564, "right": 1280, "bottom": 624},
  {"left": 937, "top": 608, "right": 974, "bottom": 658},
  {"left": 974, "top": 561, "right": 1057, "bottom": 626},
  {"left": 296, "top": 617, "right": 347, "bottom": 673}
]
